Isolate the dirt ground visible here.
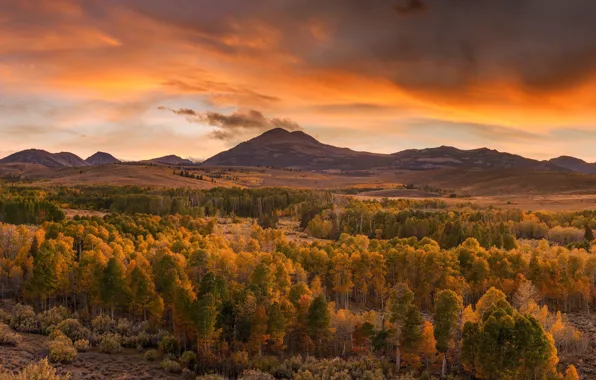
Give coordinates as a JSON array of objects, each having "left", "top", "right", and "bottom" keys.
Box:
[
  {"left": 63, "top": 209, "right": 108, "bottom": 219},
  {"left": 0, "top": 331, "right": 183, "bottom": 380},
  {"left": 562, "top": 314, "right": 596, "bottom": 378}
]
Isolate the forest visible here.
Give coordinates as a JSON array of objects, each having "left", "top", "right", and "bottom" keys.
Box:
[{"left": 0, "top": 186, "right": 591, "bottom": 379}]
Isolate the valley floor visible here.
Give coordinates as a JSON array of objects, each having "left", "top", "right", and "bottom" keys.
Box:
[{"left": 0, "top": 329, "right": 182, "bottom": 380}]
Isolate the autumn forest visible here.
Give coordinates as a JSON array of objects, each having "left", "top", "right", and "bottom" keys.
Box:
[{"left": 0, "top": 186, "right": 592, "bottom": 380}]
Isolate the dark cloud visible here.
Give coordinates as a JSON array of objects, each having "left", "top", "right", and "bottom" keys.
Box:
[
  {"left": 111, "top": 0, "right": 596, "bottom": 97},
  {"left": 159, "top": 107, "right": 302, "bottom": 140},
  {"left": 394, "top": 0, "right": 426, "bottom": 15},
  {"left": 158, "top": 107, "right": 197, "bottom": 116}
]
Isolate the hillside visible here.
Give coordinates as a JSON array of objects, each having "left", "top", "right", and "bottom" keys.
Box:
[
  {"left": 202, "top": 128, "right": 391, "bottom": 170},
  {"left": 0, "top": 149, "right": 88, "bottom": 168},
  {"left": 202, "top": 128, "right": 568, "bottom": 172},
  {"left": 149, "top": 155, "right": 194, "bottom": 165},
  {"left": 550, "top": 156, "right": 596, "bottom": 174},
  {"left": 86, "top": 152, "right": 121, "bottom": 165},
  {"left": 391, "top": 146, "right": 563, "bottom": 170}
]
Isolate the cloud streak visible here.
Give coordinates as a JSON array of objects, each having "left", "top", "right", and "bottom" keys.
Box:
[{"left": 158, "top": 107, "right": 302, "bottom": 140}]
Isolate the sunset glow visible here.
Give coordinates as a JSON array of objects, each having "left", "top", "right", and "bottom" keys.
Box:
[{"left": 3, "top": 0, "right": 596, "bottom": 161}]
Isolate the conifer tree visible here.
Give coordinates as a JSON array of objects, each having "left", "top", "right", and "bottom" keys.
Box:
[{"left": 434, "top": 289, "right": 463, "bottom": 378}]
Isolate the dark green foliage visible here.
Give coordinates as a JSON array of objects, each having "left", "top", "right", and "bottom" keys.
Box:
[{"left": 0, "top": 196, "right": 65, "bottom": 224}]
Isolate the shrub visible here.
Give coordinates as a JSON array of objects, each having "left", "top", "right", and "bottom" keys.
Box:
[
  {"left": 99, "top": 333, "right": 122, "bottom": 354},
  {"left": 0, "top": 309, "right": 11, "bottom": 324},
  {"left": 48, "top": 335, "right": 77, "bottom": 363},
  {"left": 55, "top": 319, "right": 90, "bottom": 342},
  {"left": 116, "top": 318, "right": 133, "bottom": 336},
  {"left": 195, "top": 376, "right": 226, "bottom": 380},
  {"left": 179, "top": 351, "right": 198, "bottom": 370},
  {"left": 252, "top": 356, "right": 280, "bottom": 373},
  {"left": 0, "top": 323, "right": 22, "bottom": 346},
  {"left": 144, "top": 349, "right": 159, "bottom": 362},
  {"left": 136, "top": 331, "right": 152, "bottom": 348},
  {"left": 160, "top": 359, "right": 182, "bottom": 374},
  {"left": 39, "top": 306, "right": 70, "bottom": 335},
  {"left": 158, "top": 334, "right": 179, "bottom": 354},
  {"left": 91, "top": 314, "right": 115, "bottom": 334},
  {"left": 9, "top": 304, "right": 39, "bottom": 333},
  {"left": 121, "top": 335, "right": 140, "bottom": 348},
  {"left": 239, "top": 370, "right": 275, "bottom": 380},
  {"left": 153, "top": 329, "right": 170, "bottom": 346},
  {"left": 74, "top": 339, "right": 90, "bottom": 352},
  {"left": 0, "top": 358, "right": 70, "bottom": 380}
]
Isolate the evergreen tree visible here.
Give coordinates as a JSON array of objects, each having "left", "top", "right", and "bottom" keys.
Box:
[
  {"left": 100, "top": 257, "right": 127, "bottom": 317},
  {"left": 387, "top": 283, "right": 422, "bottom": 372},
  {"left": 584, "top": 224, "right": 594, "bottom": 242},
  {"left": 306, "top": 294, "right": 330, "bottom": 356},
  {"left": 434, "top": 290, "right": 463, "bottom": 378}
]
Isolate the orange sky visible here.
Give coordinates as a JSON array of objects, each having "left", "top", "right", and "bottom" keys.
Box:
[{"left": 3, "top": 0, "right": 596, "bottom": 161}]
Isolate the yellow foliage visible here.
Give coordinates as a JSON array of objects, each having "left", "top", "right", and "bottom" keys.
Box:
[{"left": 565, "top": 364, "right": 580, "bottom": 380}]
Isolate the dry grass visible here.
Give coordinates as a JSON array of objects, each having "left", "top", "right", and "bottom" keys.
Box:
[
  {"left": 0, "top": 329, "right": 181, "bottom": 380},
  {"left": 6, "top": 164, "right": 596, "bottom": 211}
]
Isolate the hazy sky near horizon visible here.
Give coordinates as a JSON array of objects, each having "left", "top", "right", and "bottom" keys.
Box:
[{"left": 3, "top": 0, "right": 596, "bottom": 161}]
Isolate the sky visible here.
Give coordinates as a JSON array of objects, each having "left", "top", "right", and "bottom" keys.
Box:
[{"left": 3, "top": 0, "right": 596, "bottom": 161}]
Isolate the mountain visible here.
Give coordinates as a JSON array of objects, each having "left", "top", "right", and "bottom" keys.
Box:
[
  {"left": 202, "top": 128, "right": 391, "bottom": 170},
  {"left": 86, "top": 152, "right": 121, "bottom": 165},
  {"left": 202, "top": 128, "right": 568, "bottom": 171},
  {"left": 0, "top": 149, "right": 89, "bottom": 168},
  {"left": 53, "top": 152, "right": 90, "bottom": 167},
  {"left": 149, "top": 155, "right": 194, "bottom": 165},
  {"left": 390, "top": 146, "right": 563, "bottom": 171},
  {"left": 549, "top": 156, "right": 596, "bottom": 174}
]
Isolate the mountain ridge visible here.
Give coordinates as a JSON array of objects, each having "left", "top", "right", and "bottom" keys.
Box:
[
  {"left": 202, "top": 128, "right": 569, "bottom": 172},
  {"left": 0, "top": 149, "right": 89, "bottom": 168},
  {"left": 148, "top": 155, "right": 194, "bottom": 165},
  {"left": 0, "top": 128, "right": 590, "bottom": 172}
]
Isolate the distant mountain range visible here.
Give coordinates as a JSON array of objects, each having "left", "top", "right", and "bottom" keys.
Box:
[
  {"left": 202, "top": 128, "right": 591, "bottom": 172},
  {"left": 3, "top": 128, "right": 596, "bottom": 173}
]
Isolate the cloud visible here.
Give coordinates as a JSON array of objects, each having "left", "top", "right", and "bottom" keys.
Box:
[
  {"left": 404, "top": 119, "right": 544, "bottom": 143},
  {"left": 394, "top": 0, "right": 427, "bottom": 15},
  {"left": 6, "top": 0, "right": 596, "bottom": 160},
  {"left": 159, "top": 107, "right": 302, "bottom": 140}
]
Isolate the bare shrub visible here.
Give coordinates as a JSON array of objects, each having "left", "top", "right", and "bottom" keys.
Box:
[
  {"left": 74, "top": 339, "right": 90, "bottom": 352},
  {"left": 160, "top": 359, "right": 182, "bottom": 374},
  {"left": 144, "top": 349, "right": 159, "bottom": 362},
  {"left": 158, "top": 334, "right": 179, "bottom": 354},
  {"left": 0, "top": 323, "right": 22, "bottom": 346},
  {"left": 39, "top": 306, "right": 70, "bottom": 335},
  {"left": 48, "top": 335, "right": 77, "bottom": 363},
  {"left": 55, "top": 319, "right": 90, "bottom": 342},
  {"left": 179, "top": 350, "right": 198, "bottom": 370},
  {"left": 0, "top": 358, "right": 70, "bottom": 380},
  {"left": 239, "top": 370, "right": 276, "bottom": 380},
  {"left": 99, "top": 333, "right": 122, "bottom": 354},
  {"left": 91, "top": 314, "right": 115, "bottom": 334},
  {"left": 9, "top": 304, "right": 38, "bottom": 333}
]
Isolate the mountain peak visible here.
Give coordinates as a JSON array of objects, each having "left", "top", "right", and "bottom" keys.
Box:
[
  {"left": 86, "top": 152, "right": 121, "bottom": 165},
  {"left": 250, "top": 128, "right": 318, "bottom": 145},
  {"left": 149, "top": 155, "right": 194, "bottom": 165},
  {"left": 0, "top": 149, "right": 88, "bottom": 168}
]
